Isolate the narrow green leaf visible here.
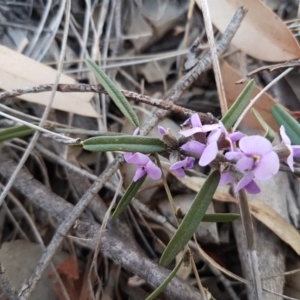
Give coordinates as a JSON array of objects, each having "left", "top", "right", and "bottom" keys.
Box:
[
  {"left": 81, "top": 135, "right": 167, "bottom": 153},
  {"left": 112, "top": 176, "right": 146, "bottom": 219},
  {"left": 221, "top": 79, "right": 255, "bottom": 130},
  {"left": 271, "top": 104, "right": 300, "bottom": 145},
  {"left": 159, "top": 170, "right": 220, "bottom": 267},
  {"left": 202, "top": 213, "right": 240, "bottom": 223},
  {"left": 252, "top": 109, "right": 275, "bottom": 142},
  {"left": 86, "top": 59, "right": 139, "bottom": 128},
  {"left": 0, "top": 125, "right": 34, "bottom": 142},
  {"left": 145, "top": 257, "right": 183, "bottom": 300}
]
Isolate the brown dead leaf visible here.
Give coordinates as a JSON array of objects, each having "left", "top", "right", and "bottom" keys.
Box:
[
  {"left": 196, "top": 0, "right": 300, "bottom": 62},
  {"left": 55, "top": 256, "right": 79, "bottom": 279},
  {"left": 250, "top": 201, "right": 300, "bottom": 256},
  {"left": 0, "top": 45, "right": 98, "bottom": 118},
  {"left": 221, "top": 60, "right": 279, "bottom": 131}
]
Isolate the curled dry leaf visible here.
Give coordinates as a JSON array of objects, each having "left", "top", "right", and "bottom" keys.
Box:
[
  {"left": 196, "top": 0, "right": 300, "bottom": 62},
  {"left": 178, "top": 175, "right": 300, "bottom": 255},
  {"left": 0, "top": 45, "right": 98, "bottom": 117},
  {"left": 220, "top": 60, "right": 279, "bottom": 131}
]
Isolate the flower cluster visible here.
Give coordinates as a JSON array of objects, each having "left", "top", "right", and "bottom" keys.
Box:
[{"left": 124, "top": 113, "right": 299, "bottom": 194}]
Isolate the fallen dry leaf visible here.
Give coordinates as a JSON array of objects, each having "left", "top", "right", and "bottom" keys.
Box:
[
  {"left": 196, "top": 0, "right": 300, "bottom": 62},
  {"left": 250, "top": 201, "right": 300, "bottom": 256},
  {"left": 0, "top": 45, "right": 98, "bottom": 118},
  {"left": 221, "top": 60, "right": 279, "bottom": 131}
]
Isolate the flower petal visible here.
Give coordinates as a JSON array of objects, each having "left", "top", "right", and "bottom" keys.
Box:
[
  {"left": 219, "top": 172, "right": 233, "bottom": 186},
  {"left": 124, "top": 152, "right": 133, "bottom": 162},
  {"left": 185, "top": 157, "right": 195, "bottom": 169},
  {"left": 172, "top": 167, "right": 186, "bottom": 178},
  {"left": 228, "top": 131, "right": 244, "bottom": 142},
  {"left": 181, "top": 141, "right": 205, "bottom": 155},
  {"left": 190, "top": 113, "right": 202, "bottom": 127},
  {"left": 158, "top": 125, "right": 167, "bottom": 136},
  {"left": 239, "top": 135, "right": 273, "bottom": 156},
  {"left": 170, "top": 160, "right": 185, "bottom": 170},
  {"left": 202, "top": 124, "right": 221, "bottom": 132},
  {"left": 236, "top": 156, "right": 254, "bottom": 171},
  {"left": 225, "top": 150, "right": 244, "bottom": 161},
  {"left": 280, "top": 125, "right": 291, "bottom": 145},
  {"left": 199, "top": 142, "right": 218, "bottom": 166},
  {"left": 179, "top": 127, "right": 203, "bottom": 137},
  {"left": 133, "top": 128, "right": 140, "bottom": 136},
  {"left": 235, "top": 172, "right": 254, "bottom": 193},
  {"left": 292, "top": 146, "right": 300, "bottom": 157},
  {"left": 207, "top": 129, "right": 222, "bottom": 143},
  {"left": 286, "top": 147, "right": 294, "bottom": 172},
  {"left": 126, "top": 152, "right": 149, "bottom": 165},
  {"left": 133, "top": 168, "right": 147, "bottom": 181},
  {"left": 244, "top": 180, "right": 260, "bottom": 194},
  {"left": 254, "top": 151, "right": 279, "bottom": 180},
  {"left": 145, "top": 160, "right": 162, "bottom": 180}
]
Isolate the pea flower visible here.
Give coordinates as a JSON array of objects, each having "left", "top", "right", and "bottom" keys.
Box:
[
  {"left": 279, "top": 125, "right": 300, "bottom": 172},
  {"left": 124, "top": 152, "right": 162, "bottom": 182},
  {"left": 225, "top": 135, "right": 279, "bottom": 193},
  {"left": 179, "top": 113, "right": 220, "bottom": 137},
  {"left": 170, "top": 157, "right": 195, "bottom": 178}
]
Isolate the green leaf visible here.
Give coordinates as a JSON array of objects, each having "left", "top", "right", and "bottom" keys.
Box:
[
  {"left": 221, "top": 79, "right": 255, "bottom": 130},
  {"left": 252, "top": 109, "right": 275, "bottom": 142},
  {"left": 81, "top": 135, "right": 167, "bottom": 153},
  {"left": 0, "top": 125, "right": 34, "bottom": 142},
  {"left": 145, "top": 257, "right": 184, "bottom": 300},
  {"left": 112, "top": 176, "right": 146, "bottom": 219},
  {"left": 271, "top": 104, "right": 300, "bottom": 145},
  {"left": 86, "top": 59, "right": 139, "bottom": 128},
  {"left": 159, "top": 170, "right": 220, "bottom": 267},
  {"left": 202, "top": 213, "right": 240, "bottom": 222}
]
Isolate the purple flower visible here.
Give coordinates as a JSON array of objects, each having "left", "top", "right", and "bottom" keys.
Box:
[
  {"left": 225, "top": 135, "right": 279, "bottom": 193},
  {"left": 181, "top": 140, "right": 206, "bottom": 155},
  {"left": 170, "top": 157, "right": 195, "bottom": 178},
  {"left": 219, "top": 122, "right": 244, "bottom": 150},
  {"left": 219, "top": 171, "right": 260, "bottom": 194},
  {"left": 124, "top": 152, "right": 162, "bottom": 181},
  {"left": 179, "top": 113, "right": 220, "bottom": 137},
  {"left": 158, "top": 125, "right": 167, "bottom": 136},
  {"left": 280, "top": 125, "right": 300, "bottom": 172}
]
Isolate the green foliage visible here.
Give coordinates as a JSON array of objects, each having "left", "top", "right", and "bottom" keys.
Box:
[
  {"left": 159, "top": 170, "right": 220, "bottom": 267},
  {"left": 0, "top": 125, "right": 34, "bottom": 142},
  {"left": 271, "top": 104, "right": 300, "bottom": 145},
  {"left": 202, "top": 213, "right": 240, "bottom": 222},
  {"left": 86, "top": 59, "right": 139, "bottom": 128},
  {"left": 81, "top": 135, "right": 167, "bottom": 153},
  {"left": 112, "top": 176, "right": 146, "bottom": 219},
  {"left": 221, "top": 79, "right": 255, "bottom": 129}
]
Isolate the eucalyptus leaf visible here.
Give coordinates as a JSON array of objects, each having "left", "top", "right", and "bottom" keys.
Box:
[
  {"left": 159, "top": 170, "right": 220, "bottom": 267},
  {"left": 252, "top": 108, "right": 275, "bottom": 142},
  {"left": 202, "top": 213, "right": 240, "bottom": 222},
  {"left": 221, "top": 79, "right": 255, "bottom": 129},
  {"left": 81, "top": 135, "right": 167, "bottom": 153},
  {"left": 145, "top": 257, "right": 183, "bottom": 300},
  {"left": 112, "top": 176, "right": 146, "bottom": 219},
  {"left": 271, "top": 104, "right": 300, "bottom": 145},
  {"left": 0, "top": 125, "right": 34, "bottom": 142},
  {"left": 86, "top": 59, "right": 139, "bottom": 128}
]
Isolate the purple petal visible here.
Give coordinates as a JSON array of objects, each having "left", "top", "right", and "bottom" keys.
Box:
[
  {"left": 124, "top": 152, "right": 134, "bottom": 162},
  {"left": 185, "top": 157, "right": 195, "bottom": 169},
  {"left": 280, "top": 125, "right": 291, "bottom": 145},
  {"left": 202, "top": 123, "right": 221, "bottom": 132},
  {"left": 133, "top": 128, "right": 140, "bottom": 136},
  {"left": 244, "top": 180, "right": 260, "bottom": 194},
  {"left": 181, "top": 141, "right": 206, "bottom": 155},
  {"left": 179, "top": 127, "right": 203, "bottom": 137},
  {"left": 228, "top": 131, "right": 244, "bottom": 142},
  {"left": 236, "top": 156, "right": 254, "bottom": 171},
  {"left": 181, "top": 117, "right": 191, "bottom": 127},
  {"left": 286, "top": 145, "right": 294, "bottom": 172},
  {"left": 126, "top": 152, "right": 149, "bottom": 165},
  {"left": 254, "top": 151, "right": 279, "bottom": 180},
  {"left": 292, "top": 146, "right": 300, "bottom": 157},
  {"left": 145, "top": 160, "right": 162, "bottom": 180},
  {"left": 190, "top": 113, "right": 202, "bottom": 127},
  {"left": 239, "top": 135, "right": 273, "bottom": 156},
  {"left": 207, "top": 129, "right": 222, "bottom": 144},
  {"left": 133, "top": 168, "right": 147, "bottom": 181},
  {"left": 158, "top": 125, "right": 167, "bottom": 136},
  {"left": 235, "top": 172, "right": 254, "bottom": 193},
  {"left": 199, "top": 142, "right": 218, "bottom": 166},
  {"left": 172, "top": 167, "right": 186, "bottom": 178},
  {"left": 219, "top": 172, "right": 233, "bottom": 186},
  {"left": 225, "top": 150, "right": 244, "bottom": 161},
  {"left": 170, "top": 160, "right": 186, "bottom": 170}
]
